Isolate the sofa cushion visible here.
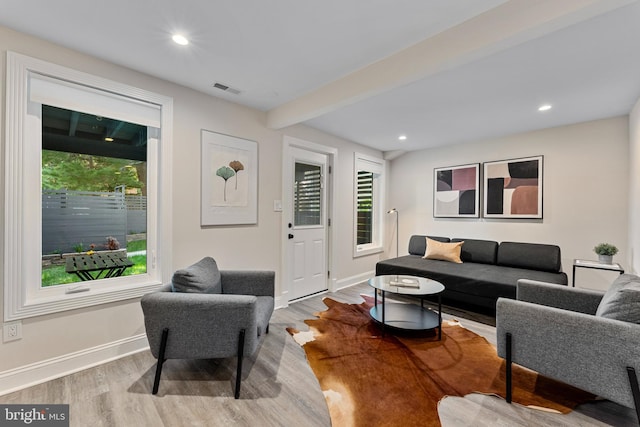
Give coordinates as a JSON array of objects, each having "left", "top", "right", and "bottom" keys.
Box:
[
  {"left": 375, "top": 255, "right": 568, "bottom": 308},
  {"left": 497, "top": 242, "right": 562, "bottom": 273},
  {"left": 171, "top": 257, "right": 222, "bottom": 293},
  {"left": 451, "top": 238, "right": 498, "bottom": 264},
  {"left": 424, "top": 238, "right": 463, "bottom": 263},
  {"left": 595, "top": 274, "right": 640, "bottom": 324},
  {"left": 408, "top": 235, "right": 451, "bottom": 256}
]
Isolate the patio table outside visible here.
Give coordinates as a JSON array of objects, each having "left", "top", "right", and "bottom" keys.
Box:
[{"left": 65, "top": 252, "right": 133, "bottom": 281}]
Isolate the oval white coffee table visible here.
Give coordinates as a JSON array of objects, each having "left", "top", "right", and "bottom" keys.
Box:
[{"left": 368, "top": 275, "right": 445, "bottom": 339}]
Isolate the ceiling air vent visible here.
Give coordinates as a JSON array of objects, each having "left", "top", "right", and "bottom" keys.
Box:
[{"left": 213, "top": 82, "right": 241, "bottom": 95}]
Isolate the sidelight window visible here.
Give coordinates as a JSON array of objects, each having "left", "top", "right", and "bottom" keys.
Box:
[{"left": 353, "top": 153, "right": 385, "bottom": 257}]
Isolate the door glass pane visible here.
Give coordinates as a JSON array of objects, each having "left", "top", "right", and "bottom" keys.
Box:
[
  {"left": 294, "top": 162, "right": 322, "bottom": 226},
  {"left": 41, "top": 104, "right": 148, "bottom": 287},
  {"left": 356, "top": 170, "right": 374, "bottom": 245}
]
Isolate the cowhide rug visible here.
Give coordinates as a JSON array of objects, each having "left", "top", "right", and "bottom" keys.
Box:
[{"left": 287, "top": 297, "right": 594, "bottom": 427}]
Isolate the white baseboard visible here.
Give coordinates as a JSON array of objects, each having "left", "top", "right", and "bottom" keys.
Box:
[
  {"left": 334, "top": 270, "right": 374, "bottom": 292},
  {"left": 274, "top": 294, "right": 287, "bottom": 310},
  {"left": 275, "top": 272, "right": 372, "bottom": 308},
  {"left": 0, "top": 334, "right": 149, "bottom": 396}
]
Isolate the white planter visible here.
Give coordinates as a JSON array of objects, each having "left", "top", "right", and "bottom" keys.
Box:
[{"left": 598, "top": 254, "right": 613, "bottom": 264}]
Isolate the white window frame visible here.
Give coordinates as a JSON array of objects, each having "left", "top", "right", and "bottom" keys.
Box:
[
  {"left": 4, "top": 52, "right": 173, "bottom": 321},
  {"left": 353, "top": 153, "right": 385, "bottom": 257}
]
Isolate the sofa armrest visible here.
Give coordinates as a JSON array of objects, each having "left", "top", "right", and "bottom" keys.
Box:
[
  {"left": 496, "top": 298, "right": 640, "bottom": 409},
  {"left": 517, "top": 279, "right": 603, "bottom": 315},
  {"left": 221, "top": 270, "right": 275, "bottom": 297},
  {"left": 141, "top": 291, "right": 259, "bottom": 359}
]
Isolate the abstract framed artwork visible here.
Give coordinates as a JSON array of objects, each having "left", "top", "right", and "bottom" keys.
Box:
[
  {"left": 483, "top": 155, "right": 543, "bottom": 219},
  {"left": 434, "top": 163, "right": 480, "bottom": 218},
  {"left": 201, "top": 130, "right": 258, "bottom": 226}
]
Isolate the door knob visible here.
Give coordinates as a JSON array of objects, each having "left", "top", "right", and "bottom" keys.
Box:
[{"left": 288, "top": 234, "right": 294, "bottom": 239}]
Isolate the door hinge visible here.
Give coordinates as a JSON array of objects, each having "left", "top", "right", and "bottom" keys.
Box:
[
  {"left": 328, "top": 218, "right": 331, "bottom": 226},
  {"left": 328, "top": 165, "right": 332, "bottom": 174},
  {"left": 327, "top": 270, "right": 330, "bottom": 278}
]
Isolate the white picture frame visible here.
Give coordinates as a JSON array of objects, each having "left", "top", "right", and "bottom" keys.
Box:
[
  {"left": 433, "top": 163, "right": 480, "bottom": 218},
  {"left": 201, "top": 130, "right": 258, "bottom": 225},
  {"left": 483, "top": 155, "right": 543, "bottom": 219}
]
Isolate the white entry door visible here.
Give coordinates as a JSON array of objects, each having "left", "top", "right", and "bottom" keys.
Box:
[{"left": 287, "top": 147, "right": 328, "bottom": 300}]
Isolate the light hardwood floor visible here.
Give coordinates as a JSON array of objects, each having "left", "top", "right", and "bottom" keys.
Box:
[{"left": 0, "top": 284, "right": 635, "bottom": 426}]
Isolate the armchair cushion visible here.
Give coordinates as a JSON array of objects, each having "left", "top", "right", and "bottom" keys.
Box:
[
  {"left": 596, "top": 274, "right": 640, "bottom": 324},
  {"left": 171, "top": 256, "right": 222, "bottom": 294}
]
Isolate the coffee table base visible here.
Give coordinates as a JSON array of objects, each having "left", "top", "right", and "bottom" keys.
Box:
[
  {"left": 368, "top": 275, "right": 444, "bottom": 340},
  {"left": 370, "top": 304, "right": 441, "bottom": 332}
]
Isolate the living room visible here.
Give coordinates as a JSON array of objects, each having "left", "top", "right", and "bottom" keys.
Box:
[{"left": 1, "top": 1, "right": 640, "bottom": 425}]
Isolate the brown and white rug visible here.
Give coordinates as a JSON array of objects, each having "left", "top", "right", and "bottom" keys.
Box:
[{"left": 287, "top": 296, "right": 594, "bottom": 427}]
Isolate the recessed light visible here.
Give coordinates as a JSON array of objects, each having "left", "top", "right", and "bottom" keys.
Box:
[
  {"left": 104, "top": 137, "right": 114, "bottom": 142},
  {"left": 398, "top": 135, "right": 407, "bottom": 141},
  {"left": 538, "top": 104, "right": 552, "bottom": 112},
  {"left": 172, "top": 34, "right": 189, "bottom": 46}
]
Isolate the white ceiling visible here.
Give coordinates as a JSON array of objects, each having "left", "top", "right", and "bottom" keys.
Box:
[{"left": 1, "top": 0, "right": 640, "bottom": 154}]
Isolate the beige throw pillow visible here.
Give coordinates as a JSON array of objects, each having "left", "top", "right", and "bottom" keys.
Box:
[{"left": 423, "top": 238, "right": 464, "bottom": 263}]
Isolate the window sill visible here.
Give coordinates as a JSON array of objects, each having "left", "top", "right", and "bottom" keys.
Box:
[
  {"left": 7, "top": 279, "right": 164, "bottom": 321},
  {"left": 354, "top": 245, "right": 383, "bottom": 258}
]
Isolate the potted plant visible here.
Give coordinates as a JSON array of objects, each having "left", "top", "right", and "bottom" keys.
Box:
[{"left": 594, "top": 243, "right": 618, "bottom": 264}]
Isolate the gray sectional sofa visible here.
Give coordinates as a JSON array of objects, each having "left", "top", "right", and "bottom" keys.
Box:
[{"left": 375, "top": 235, "right": 568, "bottom": 310}]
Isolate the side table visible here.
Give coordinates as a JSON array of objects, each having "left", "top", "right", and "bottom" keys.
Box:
[{"left": 572, "top": 259, "right": 624, "bottom": 287}]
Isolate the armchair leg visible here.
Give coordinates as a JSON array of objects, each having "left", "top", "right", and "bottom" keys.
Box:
[
  {"left": 235, "top": 329, "right": 246, "bottom": 399},
  {"left": 627, "top": 367, "right": 640, "bottom": 424},
  {"left": 152, "top": 328, "right": 169, "bottom": 395},
  {"left": 506, "top": 333, "right": 512, "bottom": 404},
  {"left": 266, "top": 324, "right": 270, "bottom": 334}
]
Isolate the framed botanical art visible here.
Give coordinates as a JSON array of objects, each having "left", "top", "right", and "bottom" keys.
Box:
[
  {"left": 201, "top": 130, "right": 258, "bottom": 226},
  {"left": 433, "top": 163, "right": 480, "bottom": 218},
  {"left": 483, "top": 155, "right": 543, "bottom": 219}
]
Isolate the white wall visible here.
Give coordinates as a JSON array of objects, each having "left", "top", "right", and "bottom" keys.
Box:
[
  {"left": 0, "top": 25, "right": 384, "bottom": 390},
  {"left": 629, "top": 98, "right": 640, "bottom": 274},
  {"left": 388, "top": 117, "right": 630, "bottom": 290}
]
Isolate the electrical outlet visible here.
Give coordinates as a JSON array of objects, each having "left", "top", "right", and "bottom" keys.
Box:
[{"left": 3, "top": 321, "right": 22, "bottom": 342}]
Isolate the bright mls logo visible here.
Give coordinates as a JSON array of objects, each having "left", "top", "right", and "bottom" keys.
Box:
[{"left": 1, "top": 405, "right": 69, "bottom": 426}]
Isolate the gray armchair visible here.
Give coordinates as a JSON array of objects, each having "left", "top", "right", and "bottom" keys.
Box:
[
  {"left": 496, "top": 278, "right": 640, "bottom": 423},
  {"left": 141, "top": 262, "right": 275, "bottom": 399}
]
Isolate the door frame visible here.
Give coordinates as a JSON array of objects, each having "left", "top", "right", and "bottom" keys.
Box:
[{"left": 281, "top": 136, "right": 337, "bottom": 307}]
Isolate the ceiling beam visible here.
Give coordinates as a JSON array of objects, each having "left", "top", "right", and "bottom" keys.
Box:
[{"left": 266, "top": 0, "right": 635, "bottom": 130}]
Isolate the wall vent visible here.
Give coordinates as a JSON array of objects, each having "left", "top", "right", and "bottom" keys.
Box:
[{"left": 213, "top": 82, "right": 241, "bottom": 95}]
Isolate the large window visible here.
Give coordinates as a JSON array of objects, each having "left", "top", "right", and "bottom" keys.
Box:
[
  {"left": 353, "top": 153, "right": 385, "bottom": 257},
  {"left": 4, "top": 52, "right": 173, "bottom": 320},
  {"left": 41, "top": 105, "right": 148, "bottom": 287}
]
